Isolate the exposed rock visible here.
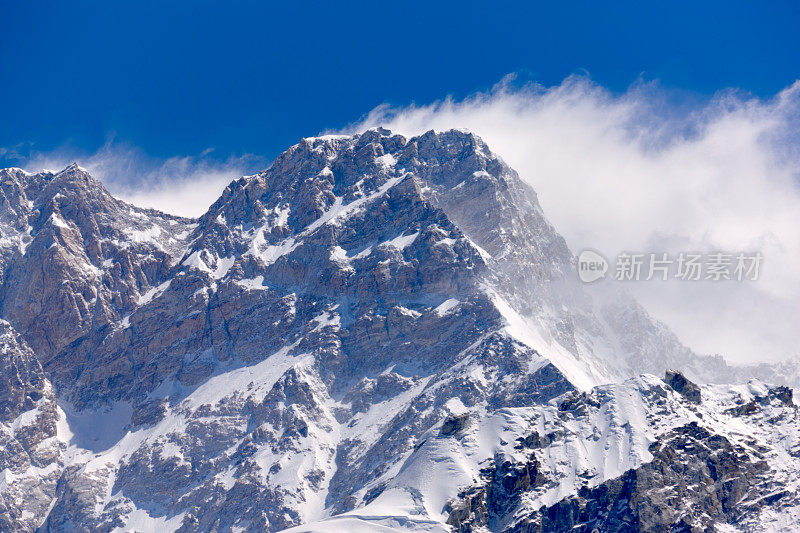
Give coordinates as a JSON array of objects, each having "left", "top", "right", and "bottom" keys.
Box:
[
  {"left": 441, "top": 413, "right": 471, "bottom": 436},
  {"left": 442, "top": 377, "right": 800, "bottom": 533},
  {"left": 530, "top": 422, "right": 769, "bottom": 532},
  {"left": 0, "top": 321, "right": 63, "bottom": 533},
  {"left": 0, "top": 132, "right": 797, "bottom": 531},
  {"left": 664, "top": 369, "right": 702, "bottom": 403}
]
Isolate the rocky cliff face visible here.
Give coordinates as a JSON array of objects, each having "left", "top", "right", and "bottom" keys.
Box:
[
  {"left": 443, "top": 374, "right": 800, "bottom": 533},
  {"left": 0, "top": 130, "right": 797, "bottom": 532},
  {"left": 0, "top": 321, "right": 63, "bottom": 532}
]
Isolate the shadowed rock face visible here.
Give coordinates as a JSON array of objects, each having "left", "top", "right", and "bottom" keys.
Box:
[
  {"left": 0, "top": 321, "right": 63, "bottom": 532},
  {"left": 0, "top": 321, "right": 49, "bottom": 421},
  {"left": 532, "top": 422, "right": 767, "bottom": 532},
  {"left": 441, "top": 413, "right": 471, "bottom": 436},
  {"left": 0, "top": 130, "right": 797, "bottom": 532},
  {"left": 444, "top": 378, "right": 800, "bottom": 533},
  {"left": 664, "top": 369, "right": 702, "bottom": 403}
]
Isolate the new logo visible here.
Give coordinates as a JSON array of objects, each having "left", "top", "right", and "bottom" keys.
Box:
[{"left": 577, "top": 249, "right": 608, "bottom": 283}]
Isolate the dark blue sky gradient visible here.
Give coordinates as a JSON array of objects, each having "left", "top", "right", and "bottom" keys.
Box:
[{"left": 2, "top": 1, "right": 799, "bottom": 164}]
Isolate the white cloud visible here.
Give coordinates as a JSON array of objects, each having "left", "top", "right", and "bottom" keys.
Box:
[{"left": 345, "top": 75, "right": 800, "bottom": 365}]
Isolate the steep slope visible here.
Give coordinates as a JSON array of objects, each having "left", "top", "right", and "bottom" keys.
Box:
[
  {"left": 0, "top": 129, "right": 796, "bottom": 532},
  {"left": 0, "top": 320, "right": 64, "bottom": 532},
  {"left": 431, "top": 374, "right": 800, "bottom": 533},
  {"left": 0, "top": 164, "right": 193, "bottom": 390}
]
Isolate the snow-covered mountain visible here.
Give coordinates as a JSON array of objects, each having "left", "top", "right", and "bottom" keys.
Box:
[{"left": 0, "top": 129, "right": 797, "bottom": 532}]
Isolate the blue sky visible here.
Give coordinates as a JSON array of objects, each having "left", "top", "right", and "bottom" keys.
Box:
[{"left": 2, "top": 1, "right": 799, "bottom": 165}]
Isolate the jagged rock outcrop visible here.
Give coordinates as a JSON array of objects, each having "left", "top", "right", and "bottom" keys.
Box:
[
  {"left": 0, "top": 165, "right": 192, "bottom": 395},
  {"left": 664, "top": 369, "right": 702, "bottom": 403},
  {"left": 0, "top": 321, "right": 63, "bottom": 533},
  {"left": 440, "top": 377, "right": 800, "bottom": 533},
  {"left": 0, "top": 130, "right": 797, "bottom": 532}
]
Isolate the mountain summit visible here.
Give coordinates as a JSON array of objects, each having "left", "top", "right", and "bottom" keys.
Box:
[{"left": 0, "top": 130, "right": 798, "bottom": 532}]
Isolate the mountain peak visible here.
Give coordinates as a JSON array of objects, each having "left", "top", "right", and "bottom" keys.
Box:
[
  {"left": 1, "top": 132, "right": 798, "bottom": 532},
  {"left": 59, "top": 161, "right": 87, "bottom": 173},
  {"left": 49, "top": 162, "right": 105, "bottom": 190}
]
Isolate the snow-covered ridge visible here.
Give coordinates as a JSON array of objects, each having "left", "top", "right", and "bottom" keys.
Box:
[{"left": 294, "top": 374, "right": 800, "bottom": 532}]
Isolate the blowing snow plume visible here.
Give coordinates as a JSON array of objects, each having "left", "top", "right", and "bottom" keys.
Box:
[{"left": 346, "top": 75, "right": 800, "bottom": 365}]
